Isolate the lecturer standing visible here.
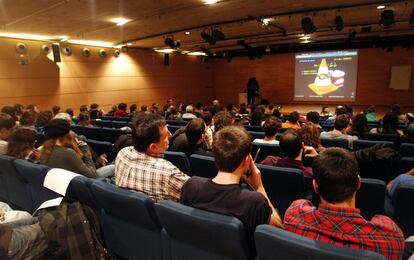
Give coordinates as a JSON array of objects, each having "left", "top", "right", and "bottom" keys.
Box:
[{"left": 247, "top": 77, "right": 260, "bottom": 105}]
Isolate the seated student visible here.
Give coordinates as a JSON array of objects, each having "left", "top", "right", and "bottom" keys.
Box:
[
  {"left": 114, "top": 103, "right": 128, "bottom": 118},
  {"left": 322, "top": 105, "right": 346, "bottom": 129},
  {"left": 213, "top": 111, "right": 235, "bottom": 132},
  {"left": 182, "top": 105, "right": 197, "bottom": 120},
  {"left": 306, "top": 111, "right": 321, "bottom": 128},
  {"left": 89, "top": 103, "right": 103, "bottom": 119},
  {"left": 370, "top": 112, "right": 404, "bottom": 137},
  {"left": 180, "top": 126, "right": 282, "bottom": 252},
  {"left": 281, "top": 111, "right": 301, "bottom": 130},
  {"left": 401, "top": 123, "right": 414, "bottom": 144},
  {"left": 350, "top": 113, "right": 370, "bottom": 137},
  {"left": 253, "top": 117, "right": 281, "bottom": 144},
  {"left": 169, "top": 118, "right": 211, "bottom": 157},
  {"left": 261, "top": 129, "right": 317, "bottom": 179},
  {"left": 300, "top": 122, "right": 325, "bottom": 151},
  {"left": 39, "top": 119, "right": 98, "bottom": 178},
  {"left": 6, "top": 127, "right": 39, "bottom": 163},
  {"left": 284, "top": 148, "right": 405, "bottom": 259},
  {"left": 0, "top": 112, "right": 16, "bottom": 155},
  {"left": 77, "top": 112, "right": 93, "bottom": 127},
  {"left": 387, "top": 167, "right": 414, "bottom": 199},
  {"left": 115, "top": 113, "right": 190, "bottom": 202},
  {"left": 320, "top": 114, "right": 358, "bottom": 149}
]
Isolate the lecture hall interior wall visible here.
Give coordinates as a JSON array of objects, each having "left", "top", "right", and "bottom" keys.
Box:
[{"left": 0, "top": 37, "right": 413, "bottom": 115}]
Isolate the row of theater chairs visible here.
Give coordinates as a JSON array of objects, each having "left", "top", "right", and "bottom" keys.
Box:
[
  {"left": 70, "top": 125, "right": 125, "bottom": 143},
  {"left": 90, "top": 119, "right": 133, "bottom": 129},
  {"left": 163, "top": 151, "right": 414, "bottom": 238},
  {"left": 0, "top": 156, "right": 385, "bottom": 260}
]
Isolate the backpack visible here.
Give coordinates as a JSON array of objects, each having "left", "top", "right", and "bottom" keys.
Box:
[{"left": 36, "top": 201, "right": 106, "bottom": 260}]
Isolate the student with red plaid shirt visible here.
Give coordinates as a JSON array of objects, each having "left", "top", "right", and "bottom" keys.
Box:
[{"left": 284, "top": 148, "right": 405, "bottom": 260}]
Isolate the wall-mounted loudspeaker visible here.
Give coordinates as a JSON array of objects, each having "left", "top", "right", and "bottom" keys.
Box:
[
  {"left": 62, "top": 46, "right": 72, "bottom": 56},
  {"left": 40, "top": 44, "right": 50, "bottom": 54},
  {"left": 99, "top": 49, "right": 107, "bottom": 57},
  {"left": 81, "top": 48, "right": 90, "bottom": 57},
  {"left": 164, "top": 53, "right": 169, "bottom": 66},
  {"left": 113, "top": 49, "right": 120, "bottom": 58},
  {"left": 15, "top": 43, "right": 27, "bottom": 54},
  {"left": 52, "top": 44, "right": 61, "bottom": 62}
]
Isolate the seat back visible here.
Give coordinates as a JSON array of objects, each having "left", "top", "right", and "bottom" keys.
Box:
[
  {"left": 362, "top": 133, "right": 400, "bottom": 143},
  {"left": 257, "top": 164, "right": 304, "bottom": 217},
  {"left": 166, "top": 120, "right": 187, "bottom": 126},
  {"left": 102, "top": 127, "right": 124, "bottom": 143},
  {"left": 95, "top": 119, "right": 112, "bottom": 128},
  {"left": 356, "top": 178, "right": 386, "bottom": 220},
  {"left": 393, "top": 185, "right": 414, "bottom": 237},
  {"left": 320, "top": 138, "right": 349, "bottom": 149},
  {"left": 71, "top": 125, "right": 105, "bottom": 141},
  {"left": 85, "top": 139, "right": 114, "bottom": 161},
  {"left": 399, "top": 157, "right": 414, "bottom": 173},
  {"left": 167, "top": 125, "right": 181, "bottom": 135},
  {"left": 249, "top": 131, "right": 266, "bottom": 141},
  {"left": 189, "top": 154, "right": 217, "bottom": 178},
  {"left": 353, "top": 140, "right": 394, "bottom": 151},
  {"left": 66, "top": 175, "right": 100, "bottom": 210},
  {"left": 399, "top": 143, "right": 414, "bottom": 157},
  {"left": 13, "top": 159, "right": 59, "bottom": 212},
  {"left": 0, "top": 155, "right": 32, "bottom": 211},
  {"left": 245, "top": 125, "right": 263, "bottom": 132},
  {"left": 155, "top": 200, "right": 251, "bottom": 260},
  {"left": 252, "top": 143, "right": 284, "bottom": 163},
  {"left": 164, "top": 151, "right": 191, "bottom": 175},
  {"left": 112, "top": 120, "right": 129, "bottom": 128},
  {"left": 91, "top": 181, "right": 163, "bottom": 260},
  {"left": 254, "top": 225, "right": 386, "bottom": 260}
]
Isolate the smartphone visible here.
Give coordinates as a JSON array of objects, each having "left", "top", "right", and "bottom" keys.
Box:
[{"left": 246, "top": 148, "right": 261, "bottom": 177}]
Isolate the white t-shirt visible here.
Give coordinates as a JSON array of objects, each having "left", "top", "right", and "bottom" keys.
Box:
[{"left": 253, "top": 139, "right": 279, "bottom": 145}]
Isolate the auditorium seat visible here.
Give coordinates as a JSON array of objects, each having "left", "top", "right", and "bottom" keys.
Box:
[
  {"left": 0, "top": 155, "right": 32, "bottom": 212},
  {"left": 362, "top": 133, "right": 400, "bottom": 143},
  {"left": 399, "top": 157, "right": 414, "bottom": 173},
  {"left": 13, "top": 159, "right": 59, "bottom": 212},
  {"left": 92, "top": 119, "right": 111, "bottom": 128},
  {"left": 352, "top": 140, "right": 394, "bottom": 151},
  {"left": 257, "top": 164, "right": 304, "bottom": 217},
  {"left": 66, "top": 175, "right": 101, "bottom": 210},
  {"left": 189, "top": 154, "right": 217, "bottom": 178},
  {"left": 249, "top": 131, "right": 265, "bottom": 141},
  {"left": 112, "top": 120, "right": 129, "bottom": 128},
  {"left": 399, "top": 143, "right": 414, "bottom": 157},
  {"left": 166, "top": 120, "right": 188, "bottom": 126},
  {"left": 356, "top": 178, "right": 386, "bottom": 220},
  {"left": 392, "top": 185, "right": 414, "bottom": 237},
  {"left": 167, "top": 125, "right": 182, "bottom": 135},
  {"left": 164, "top": 151, "right": 191, "bottom": 175},
  {"left": 155, "top": 200, "right": 251, "bottom": 260},
  {"left": 91, "top": 181, "right": 163, "bottom": 260},
  {"left": 85, "top": 139, "right": 114, "bottom": 161},
  {"left": 71, "top": 125, "right": 105, "bottom": 141},
  {"left": 254, "top": 225, "right": 386, "bottom": 260},
  {"left": 245, "top": 125, "right": 263, "bottom": 132},
  {"left": 101, "top": 127, "right": 124, "bottom": 143},
  {"left": 252, "top": 143, "right": 284, "bottom": 163},
  {"left": 320, "top": 137, "right": 349, "bottom": 149},
  {"left": 0, "top": 156, "right": 9, "bottom": 203}
]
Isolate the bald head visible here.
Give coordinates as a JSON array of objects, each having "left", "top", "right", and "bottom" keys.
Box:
[{"left": 280, "top": 129, "right": 302, "bottom": 159}]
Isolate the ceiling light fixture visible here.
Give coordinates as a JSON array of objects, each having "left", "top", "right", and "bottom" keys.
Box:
[
  {"left": 300, "top": 35, "right": 311, "bottom": 40},
  {"left": 301, "top": 17, "right": 316, "bottom": 34},
  {"left": 187, "top": 51, "right": 207, "bottom": 56},
  {"left": 204, "top": 0, "right": 219, "bottom": 5},
  {"left": 111, "top": 17, "right": 130, "bottom": 26},
  {"left": 184, "top": 31, "right": 190, "bottom": 35},
  {"left": 0, "top": 32, "right": 50, "bottom": 41},
  {"left": 261, "top": 18, "right": 274, "bottom": 26},
  {"left": 154, "top": 48, "right": 176, "bottom": 53},
  {"left": 376, "top": 5, "right": 386, "bottom": 9},
  {"left": 301, "top": 40, "right": 312, "bottom": 44},
  {"left": 67, "top": 39, "right": 115, "bottom": 48}
]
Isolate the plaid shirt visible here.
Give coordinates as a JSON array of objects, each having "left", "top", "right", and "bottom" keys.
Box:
[
  {"left": 115, "top": 147, "right": 190, "bottom": 202},
  {"left": 284, "top": 200, "right": 405, "bottom": 260}
]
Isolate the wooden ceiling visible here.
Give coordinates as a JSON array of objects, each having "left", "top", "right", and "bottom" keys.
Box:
[{"left": 1, "top": 0, "right": 413, "bottom": 53}]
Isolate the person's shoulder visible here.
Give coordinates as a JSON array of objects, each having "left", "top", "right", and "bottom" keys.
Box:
[
  {"left": 285, "top": 199, "right": 314, "bottom": 216},
  {"left": 370, "top": 215, "right": 405, "bottom": 236},
  {"left": 185, "top": 176, "right": 208, "bottom": 187}
]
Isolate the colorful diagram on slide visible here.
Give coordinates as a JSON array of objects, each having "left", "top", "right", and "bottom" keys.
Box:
[{"left": 308, "top": 59, "right": 345, "bottom": 95}]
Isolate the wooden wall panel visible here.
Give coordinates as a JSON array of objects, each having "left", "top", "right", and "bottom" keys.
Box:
[
  {"left": 212, "top": 48, "right": 414, "bottom": 114},
  {"left": 0, "top": 38, "right": 213, "bottom": 113}
]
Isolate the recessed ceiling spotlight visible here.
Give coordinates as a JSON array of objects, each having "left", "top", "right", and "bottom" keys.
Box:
[
  {"left": 204, "top": 0, "right": 219, "bottom": 5},
  {"left": 111, "top": 17, "right": 130, "bottom": 26},
  {"left": 301, "top": 40, "right": 312, "bottom": 44},
  {"left": 184, "top": 31, "right": 191, "bottom": 35},
  {"left": 127, "top": 43, "right": 133, "bottom": 46},
  {"left": 377, "top": 5, "right": 386, "bottom": 10}
]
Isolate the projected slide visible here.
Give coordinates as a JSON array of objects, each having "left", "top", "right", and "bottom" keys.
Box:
[{"left": 294, "top": 50, "right": 358, "bottom": 101}]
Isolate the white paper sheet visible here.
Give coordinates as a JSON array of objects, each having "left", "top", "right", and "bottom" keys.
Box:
[
  {"left": 43, "top": 168, "right": 81, "bottom": 196},
  {"left": 33, "top": 197, "right": 63, "bottom": 215}
]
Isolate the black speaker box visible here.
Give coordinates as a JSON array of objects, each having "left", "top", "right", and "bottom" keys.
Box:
[{"left": 52, "top": 44, "right": 61, "bottom": 62}]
